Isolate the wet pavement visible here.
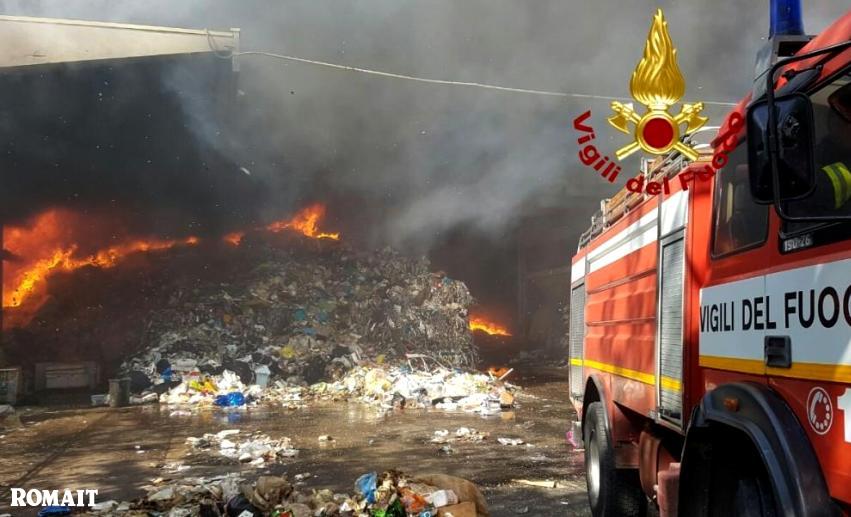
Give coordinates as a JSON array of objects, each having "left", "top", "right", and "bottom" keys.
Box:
[{"left": 0, "top": 367, "right": 589, "bottom": 516}]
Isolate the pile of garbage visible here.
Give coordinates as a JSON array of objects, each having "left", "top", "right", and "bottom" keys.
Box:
[
  {"left": 186, "top": 429, "right": 298, "bottom": 468},
  {"left": 304, "top": 362, "right": 517, "bottom": 414},
  {"left": 83, "top": 470, "right": 488, "bottom": 517},
  {"left": 119, "top": 242, "right": 478, "bottom": 400},
  {"left": 116, "top": 356, "right": 517, "bottom": 417}
]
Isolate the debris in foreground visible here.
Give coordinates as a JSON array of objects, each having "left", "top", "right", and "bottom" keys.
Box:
[{"left": 80, "top": 470, "right": 490, "bottom": 517}]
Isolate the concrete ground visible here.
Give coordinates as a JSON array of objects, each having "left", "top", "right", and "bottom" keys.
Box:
[{"left": 0, "top": 367, "right": 590, "bottom": 516}]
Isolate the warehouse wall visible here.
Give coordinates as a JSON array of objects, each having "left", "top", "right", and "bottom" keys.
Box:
[
  {"left": 0, "top": 52, "right": 243, "bottom": 366},
  {"left": 0, "top": 53, "right": 247, "bottom": 231}
]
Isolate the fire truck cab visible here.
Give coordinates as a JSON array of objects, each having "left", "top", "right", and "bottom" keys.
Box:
[{"left": 569, "top": 6, "right": 851, "bottom": 516}]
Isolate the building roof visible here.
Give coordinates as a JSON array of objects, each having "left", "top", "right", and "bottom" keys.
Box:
[{"left": 0, "top": 15, "right": 238, "bottom": 69}]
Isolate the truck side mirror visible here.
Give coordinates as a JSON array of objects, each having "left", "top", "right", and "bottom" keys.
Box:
[{"left": 746, "top": 92, "right": 816, "bottom": 203}]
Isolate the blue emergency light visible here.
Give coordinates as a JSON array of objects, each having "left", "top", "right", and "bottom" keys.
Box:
[{"left": 769, "top": 0, "right": 805, "bottom": 38}]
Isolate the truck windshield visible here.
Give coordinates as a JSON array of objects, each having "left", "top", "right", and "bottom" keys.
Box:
[{"left": 782, "top": 67, "right": 851, "bottom": 223}]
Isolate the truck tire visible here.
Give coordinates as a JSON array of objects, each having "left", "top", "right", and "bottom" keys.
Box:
[
  {"left": 711, "top": 443, "right": 777, "bottom": 517},
  {"left": 584, "top": 401, "right": 646, "bottom": 517}
]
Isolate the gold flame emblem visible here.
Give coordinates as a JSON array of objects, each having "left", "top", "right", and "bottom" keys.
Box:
[{"left": 608, "top": 9, "right": 707, "bottom": 161}]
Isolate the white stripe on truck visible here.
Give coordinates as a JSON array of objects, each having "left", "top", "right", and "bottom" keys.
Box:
[{"left": 700, "top": 258, "right": 851, "bottom": 366}]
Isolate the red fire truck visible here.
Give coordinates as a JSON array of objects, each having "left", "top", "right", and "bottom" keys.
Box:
[{"left": 569, "top": 4, "right": 851, "bottom": 516}]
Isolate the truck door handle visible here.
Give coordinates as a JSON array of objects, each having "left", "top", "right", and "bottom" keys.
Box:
[{"left": 765, "top": 336, "right": 792, "bottom": 368}]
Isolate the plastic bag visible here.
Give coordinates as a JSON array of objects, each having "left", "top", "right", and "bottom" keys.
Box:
[
  {"left": 190, "top": 378, "right": 218, "bottom": 394},
  {"left": 355, "top": 471, "right": 378, "bottom": 504},
  {"left": 215, "top": 392, "right": 246, "bottom": 407}
]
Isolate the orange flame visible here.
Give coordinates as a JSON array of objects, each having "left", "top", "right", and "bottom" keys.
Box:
[
  {"left": 223, "top": 231, "right": 245, "bottom": 246},
  {"left": 2, "top": 202, "right": 338, "bottom": 319},
  {"left": 266, "top": 203, "right": 340, "bottom": 240},
  {"left": 2, "top": 210, "right": 198, "bottom": 309},
  {"left": 469, "top": 316, "right": 512, "bottom": 336}
]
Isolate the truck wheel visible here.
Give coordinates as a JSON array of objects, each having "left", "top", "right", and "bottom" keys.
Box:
[
  {"left": 711, "top": 444, "right": 777, "bottom": 517},
  {"left": 584, "top": 401, "right": 646, "bottom": 517}
]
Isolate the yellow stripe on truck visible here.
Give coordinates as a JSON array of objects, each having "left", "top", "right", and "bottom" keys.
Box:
[
  {"left": 699, "top": 355, "right": 765, "bottom": 375},
  {"left": 575, "top": 358, "right": 655, "bottom": 384},
  {"left": 701, "top": 355, "right": 851, "bottom": 383},
  {"left": 660, "top": 376, "right": 682, "bottom": 392}
]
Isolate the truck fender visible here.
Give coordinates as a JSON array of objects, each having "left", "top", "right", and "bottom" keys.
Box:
[
  {"left": 581, "top": 373, "right": 639, "bottom": 467},
  {"left": 582, "top": 373, "right": 610, "bottom": 433},
  {"left": 680, "top": 382, "right": 834, "bottom": 516}
]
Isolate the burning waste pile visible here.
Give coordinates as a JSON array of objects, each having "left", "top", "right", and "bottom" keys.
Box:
[
  {"left": 3, "top": 204, "right": 517, "bottom": 413},
  {"left": 111, "top": 234, "right": 495, "bottom": 410},
  {"left": 83, "top": 470, "right": 489, "bottom": 517}
]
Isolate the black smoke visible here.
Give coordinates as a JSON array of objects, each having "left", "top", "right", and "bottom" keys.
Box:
[
  {"left": 0, "top": 1, "right": 848, "bottom": 318},
  {"left": 1, "top": 1, "right": 847, "bottom": 241}
]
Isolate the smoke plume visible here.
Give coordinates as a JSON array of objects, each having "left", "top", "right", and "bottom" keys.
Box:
[{"left": 0, "top": 1, "right": 848, "bottom": 293}]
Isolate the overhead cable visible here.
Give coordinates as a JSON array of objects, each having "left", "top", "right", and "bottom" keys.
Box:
[{"left": 204, "top": 34, "right": 737, "bottom": 107}]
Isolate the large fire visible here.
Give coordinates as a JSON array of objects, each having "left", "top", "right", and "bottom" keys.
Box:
[
  {"left": 266, "top": 203, "right": 340, "bottom": 240},
  {"left": 469, "top": 316, "right": 512, "bottom": 337},
  {"left": 2, "top": 210, "right": 199, "bottom": 309},
  {"left": 3, "top": 203, "right": 340, "bottom": 315}
]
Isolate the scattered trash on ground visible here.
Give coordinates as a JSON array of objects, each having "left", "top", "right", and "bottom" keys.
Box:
[
  {"left": 565, "top": 429, "right": 582, "bottom": 449},
  {"left": 513, "top": 479, "right": 560, "bottom": 489},
  {"left": 496, "top": 438, "right": 526, "bottom": 447},
  {"left": 80, "top": 470, "right": 490, "bottom": 517},
  {"left": 186, "top": 429, "right": 298, "bottom": 467},
  {"left": 160, "top": 461, "right": 192, "bottom": 473},
  {"left": 431, "top": 427, "right": 489, "bottom": 444}
]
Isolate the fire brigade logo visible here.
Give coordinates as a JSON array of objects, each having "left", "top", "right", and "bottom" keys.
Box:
[
  {"left": 807, "top": 387, "right": 833, "bottom": 435},
  {"left": 608, "top": 9, "right": 707, "bottom": 161}
]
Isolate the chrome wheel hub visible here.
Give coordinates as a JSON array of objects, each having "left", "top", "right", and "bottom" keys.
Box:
[{"left": 587, "top": 430, "right": 601, "bottom": 502}]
